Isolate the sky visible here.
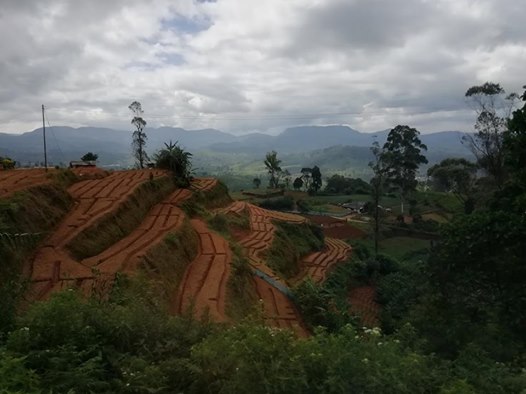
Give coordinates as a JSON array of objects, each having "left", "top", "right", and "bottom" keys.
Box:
[{"left": 1, "top": 0, "right": 525, "bottom": 135}]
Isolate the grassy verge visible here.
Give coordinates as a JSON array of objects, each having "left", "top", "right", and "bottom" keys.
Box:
[
  {"left": 139, "top": 219, "right": 198, "bottom": 304},
  {"left": 181, "top": 181, "right": 232, "bottom": 218},
  {"left": 194, "top": 181, "right": 232, "bottom": 209},
  {"left": 207, "top": 212, "right": 250, "bottom": 240},
  {"left": 0, "top": 184, "right": 73, "bottom": 332},
  {"left": 265, "top": 221, "right": 324, "bottom": 279},
  {"left": 67, "top": 177, "right": 175, "bottom": 260},
  {"left": 225, "top": 244, "right": 259, "bottom": 321},
  {"left": 353, "top": 237, "right": 430, "bottom": 262},
  {"left": 46, "top": 168, "right": 80, "bottom": 187}
]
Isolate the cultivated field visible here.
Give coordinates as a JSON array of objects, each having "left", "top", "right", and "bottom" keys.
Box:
[{"left": 3, "top": 170, "right": 356, "bottom": 336}]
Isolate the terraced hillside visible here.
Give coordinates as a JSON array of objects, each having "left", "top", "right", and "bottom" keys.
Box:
[
  {"left": 27, "top": 170, "right": 167, "bottom": 300},
  {"left": 292, "top": 238, "right": 351, "bottom": 284},
  {"left": 0, "top": 169, "right": 53, "bottom": 198},
  {"left": 176, "top": 219, "right": 232, "bottom": 322},
  {"left": 221, "top": 201, "right": 352, "bottom": 336},
  {"left": 2, "top": 170, "right": 353, "bottom": 336}
]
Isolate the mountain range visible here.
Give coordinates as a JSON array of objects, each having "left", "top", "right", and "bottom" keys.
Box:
[{"left": 0, "top": 125, "right": 472, "bottom": 176}]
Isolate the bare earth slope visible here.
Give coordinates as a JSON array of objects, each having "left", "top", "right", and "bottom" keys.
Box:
[
  {"left": 27, "top": 170, "right": 166, "bottom": 300},
  {"left": 0, "top": 169, "right": 52, "bottom": 198},
  {"left": 292, "top": 238, "right": 351, "bottom": 285},
  {"left": 223, "top": 202, "right": 309, "bottom": 336},
  {"left": 175, "top": 219, "right": 232, "bottom": 322}
]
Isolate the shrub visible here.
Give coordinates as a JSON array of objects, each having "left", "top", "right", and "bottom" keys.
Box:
[
  {"left": 258, "top": 195, "right": 294, "bottom": 210},
  {"left": 265, "top": 222, "right": 324, "bottom": 278}
]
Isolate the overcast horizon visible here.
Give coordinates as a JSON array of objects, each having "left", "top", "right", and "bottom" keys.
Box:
[{"left": 1, "top": 0, "right": 525, "bottom": 135}]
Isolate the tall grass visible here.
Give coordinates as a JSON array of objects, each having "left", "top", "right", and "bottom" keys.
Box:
[
  {"left": 0, "top": 184, "right": 73, "bottom": 333},
  {"left": 265, "top": 221, "right": 324, "bottom": 279}
]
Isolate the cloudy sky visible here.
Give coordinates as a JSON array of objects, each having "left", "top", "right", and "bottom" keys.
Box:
[{"left": 1, "top": 0, "right": 525, "bottom": 135}]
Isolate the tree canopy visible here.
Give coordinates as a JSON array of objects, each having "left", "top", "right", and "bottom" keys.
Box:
[
  {"left": 463, "top": 82, "right": 518, "bottom": 188},
  {"left": 381, "top": 125, "right": 428, "bottom": 214},
  {"left": 129, "top": 101, "right": 149, "bottom": 169},
  {"left": 80, "top": 152, "right": 98, "bottom": 162},
  {"left": 427, "top": 158, "right": 477, "bottom": 212},
  {"left": 264, "top": 151, "right": 282, "bottom": 189},
  {"left": 154, "top": 140, "right": 193, "bottom": 187}
]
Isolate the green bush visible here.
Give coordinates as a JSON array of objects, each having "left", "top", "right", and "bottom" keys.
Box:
[{"left": 259, "top": 195, "right": 294, "bottom": 210}]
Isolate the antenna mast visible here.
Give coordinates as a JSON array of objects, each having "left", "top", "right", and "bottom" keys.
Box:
[{"left": 42, "top": 104, "right": 48, "bottom": 171}]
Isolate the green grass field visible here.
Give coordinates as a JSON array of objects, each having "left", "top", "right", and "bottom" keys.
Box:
[{"left": 355, "top": 236, "right": 431, "bottom": 261}]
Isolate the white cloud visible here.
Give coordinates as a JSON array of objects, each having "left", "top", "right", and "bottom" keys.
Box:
[{"left": 0, "top": 0, "right": 524, "bottom": 134}]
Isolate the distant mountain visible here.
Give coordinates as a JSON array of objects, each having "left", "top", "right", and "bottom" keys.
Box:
[
  {"left": 0, "top": 125, "right": 473, "bottom": 168},
  {"left": 210, "top": 125, "right": 381, "bottom": 153}
]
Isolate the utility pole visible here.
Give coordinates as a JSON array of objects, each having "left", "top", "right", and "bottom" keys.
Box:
[{"left": 42, "top": 104, "right": 48, "bottom": 171}]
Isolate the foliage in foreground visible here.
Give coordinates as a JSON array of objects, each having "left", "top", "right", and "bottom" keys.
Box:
[{"left": 2, "top": 288, "right": 524, "bottom": 394}]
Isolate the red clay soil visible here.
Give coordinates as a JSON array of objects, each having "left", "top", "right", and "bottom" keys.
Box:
[
  {"left": 175, "top": 219, "right": 232, "bottom": 322},
  {"left": 191, "top": 177, "right": 218, "bottom": 192},
  {"left": 253, "top": 276, "right": 308, "bottom": 337},
  {"left": 292, "top": 238, "right": 351, "bottom": 285},
  {"left": 26, "top": 170, "right": 165, "bottom": 301},
  {"left": 348, "top": 286, "right": 381, "bottom": 328},
  {"left": 82, "top": 188, "right": 192, "bottom": 275},
  {"left": 0, "top": 168, "right": 54, "bottom": 198},
  {"left": 70, "top": 167, "right": 108, "bottom": 180},
  {"left": 216, "top": 200, "right": 247, "bottom": 215},
  {"left": 236, "top": 203, "right": 309, "bottom": 334}
]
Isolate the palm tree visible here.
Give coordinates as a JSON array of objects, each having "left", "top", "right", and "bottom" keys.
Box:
[
  {"left": 264, "top": 151, "right": 282, "bottom": 189},
  {"left": 154, "top": 141, "right": 193, "bottom": 187}
]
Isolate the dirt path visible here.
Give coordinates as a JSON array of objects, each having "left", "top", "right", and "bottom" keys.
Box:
[
  {"left": 26, "top": 170, "right": 165, "bottom": 301},
  {"left": 0, "top": 169, "right": 54, "bottom": 198},
  {"left": 292, "top": 238, "right": 351, "bottom": 285},
  {"left": 175, "top": 219, "right": 232, "bottom": 322},
  {"left": 349, "top": 286, "right": 380, "bottom": 327}
]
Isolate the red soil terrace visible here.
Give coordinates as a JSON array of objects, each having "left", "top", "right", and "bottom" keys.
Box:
[
  {"left": 224, "top": 202, "right": 309, "bottom": 336},
  {"left": 348, "top": 286, "right": 381, "bottom": 328},
  {"left": 0, "top": 168, "right": 53, "bottom": 198},
  {"left": 293, "top": 238, "right": 351, "bottom": 285},
  {"left": 27, "top": 170, "right": 166, "bottom": 300},
  {"left": 175, "top": 219, "right": 232, "bottom": 322}
]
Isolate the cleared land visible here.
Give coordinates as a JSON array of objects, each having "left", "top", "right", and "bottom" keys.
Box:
[
  {"left": 293, "top": 238, "right": 351, "bottom": 284},
  {"left": 175, "top": 219, "right": 232, "bottom": 322},
  {"left": 27, "top": 170, "right": 166, "bottom": 300},
  {"left": 0, "top": 169, "right": 53, "bottom": 198},
  {"left": 225, "top": 202, "right": 310, "bottom": 336},
  {"left": 349, "top": 286, "right": 380, "bottom": 328}
]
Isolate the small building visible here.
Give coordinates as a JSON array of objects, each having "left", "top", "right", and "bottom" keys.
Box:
[
  {"left": 69, "top": 160, "right": 96, "bottom": 168},
  {"left": 341, "top": 201, "right": 366, "bottom": 213}
]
